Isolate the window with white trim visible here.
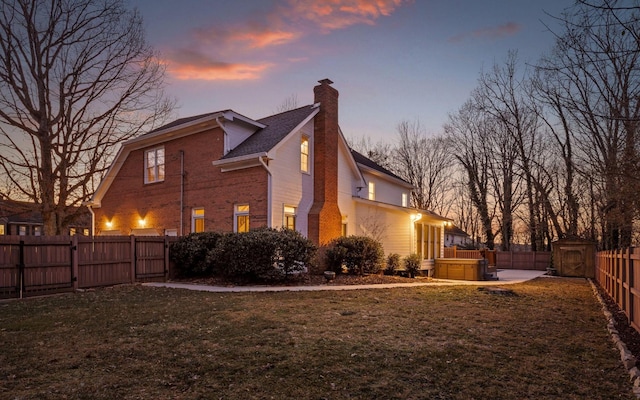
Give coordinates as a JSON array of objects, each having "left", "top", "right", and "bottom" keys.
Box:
[
  {"left": 301, "top": 136, "right": 309, "bottom": 173},
  {"left": 284, "top": 205, "right": 296, "bottom": 230},
  {"left": 402, "top": 193, "right": 408, "bottom": 207},
  {"left": 145, "top": 147, "right": 165, "bottom": 183},
  {"left": 368, "top": 181, "right": 375, "bottom": 201},
  {"left": 192, "top": 208, "right": 204, "bottom": 233},
  {"left": 235, "top": 204, "right": 250, "bottom": 233}
]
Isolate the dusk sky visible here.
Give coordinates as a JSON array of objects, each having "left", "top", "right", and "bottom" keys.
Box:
[{"left": 132, "top": 0, "right": 571, "bottom": 142}]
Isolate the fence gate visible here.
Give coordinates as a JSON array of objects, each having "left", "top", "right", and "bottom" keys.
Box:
[{"left": 0, "top": 237, "right": 73, "bottom": 299}]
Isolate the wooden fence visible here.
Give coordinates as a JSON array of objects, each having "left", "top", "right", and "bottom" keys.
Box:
[
  {"left": 596, "top": 248, "right": 640, "bottom": 333},
  {"left": 0, "top": 235, "right": 174, "bottom": 299},
  {"left": 443, "top": 246, "right": 551, "bottom": 271}
]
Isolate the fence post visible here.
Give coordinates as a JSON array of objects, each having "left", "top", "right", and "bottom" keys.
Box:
[
  {"left": 164, "top": 236, "right": 169, "bottom": 281},
  {"left": 629, "top": 247, "right": 635, "bottom": 327},
  {"left": 130, "top": 235, "right": 136, "bottom": 283},
  {"left": 71, "top": 235, "right": 78, "bottom": 291},
  {"left": 18, "top": 240, "right": 25, "bottom": 299}
]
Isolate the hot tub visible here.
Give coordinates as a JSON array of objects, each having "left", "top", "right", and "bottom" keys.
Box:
[{"left": 434, "top": 258, "right": 496, "bottom": 281}]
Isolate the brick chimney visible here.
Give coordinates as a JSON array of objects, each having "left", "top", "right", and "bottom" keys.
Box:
[{"left": 308, "top": 79, "right": 343, "bottom": 246}]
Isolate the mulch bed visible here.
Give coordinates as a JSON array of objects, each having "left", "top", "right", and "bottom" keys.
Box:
[
  {"left": 172, "top": 273, "right": 430, "bottom": 287},
  {"left": 594, "top": 281, "right": 640, "bottom": 368}
]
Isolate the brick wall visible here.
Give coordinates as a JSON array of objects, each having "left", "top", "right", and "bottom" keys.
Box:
[{"left": 95, "top": 126, "right": 268, "bottom": 235}]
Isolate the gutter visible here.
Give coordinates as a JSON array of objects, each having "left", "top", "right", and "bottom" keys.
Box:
[{"left": 258, "top": 156, "right": 273, "bottom": 228}]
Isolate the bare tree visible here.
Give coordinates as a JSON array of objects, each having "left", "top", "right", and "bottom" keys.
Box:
[
  {"left": 393, "top": 120, "right": 454, "bottom": 215},
  {"left": 0, "top": 0, "right": 174, "bottom": 235},
  {"left": 348, "top": 135, "right": 394, "bottom": 171},
  {"left": 474, "top": 52, "right": 543, "bottom": 250},
  {"left": 445, "top": 102, "right": 497, "bottom": 249},
  {"left": 274, "top": 93, "right": 299, "bottom": 113},
  {"left": 542, "top": 0, "right": 640, "bottom": 248}
]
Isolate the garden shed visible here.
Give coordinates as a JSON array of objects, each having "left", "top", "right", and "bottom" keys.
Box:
[{"left": 551, "top": 238, "right": 596, "bottom": 278}]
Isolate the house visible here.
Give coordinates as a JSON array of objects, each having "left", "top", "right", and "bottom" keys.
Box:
[
  {"left": 444, "top": 225, "right": 471, "bottom": 247},
  {"left": 0, "top": 198, "right": 91, "bottom": 236},
  {"left": 88, "top": 79, "right": 449, "bottom": 268}
]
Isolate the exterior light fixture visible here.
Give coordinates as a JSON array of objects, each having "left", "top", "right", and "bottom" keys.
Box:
[
  {"left": 138, "top": 219, "right": 146, "bottom": 227},
  {"left": 106, "top": 221, "right": 113, "bottom": 229},
  {"left": 411, "top": 213, "right": 422, "bottom": 222}
]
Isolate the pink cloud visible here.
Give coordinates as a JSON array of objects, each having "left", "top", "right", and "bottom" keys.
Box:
[
  {"left": 448, "top": 22, "right": 522, "bottom": 43},
  {"left": 165, "top": 49, "right": 272, "bottom": 81},
  {"left": 286, "top": 0, "right": 411, "bottom": 31},
  {"left": 163, "top": 0, "right": 412, "bottom": 81}
]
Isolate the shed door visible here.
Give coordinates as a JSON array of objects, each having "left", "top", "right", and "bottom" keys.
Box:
[{"left": 560, "top": 246, "right": 586, "bottom": 277}]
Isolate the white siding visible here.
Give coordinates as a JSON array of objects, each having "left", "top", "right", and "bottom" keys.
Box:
[
  {"left": 337, "top": 143, "right": 360, "bottom": 235},
  {"left": 353, "top": 202, "right": 412, "bottom": 255},
  {"left": 268, "top": 120, "right": 314, "bottom": 235},
  {"left": 360, "top": 170, "right": 409, "bottom": 207},
  {"left": 224, "top": 123, "right": 258, "bottom": 154}
]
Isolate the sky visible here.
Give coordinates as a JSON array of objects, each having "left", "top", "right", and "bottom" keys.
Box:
[{"left": 131, "top": 0, "right": 572, "bottom": 143}]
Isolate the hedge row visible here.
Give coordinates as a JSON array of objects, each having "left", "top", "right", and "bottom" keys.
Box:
[
  {"left": 171, "top": 231, "right": 418, "bottom": 282},
  {"left": 170, "top": 228, "right": 316, "bottom": 283}
]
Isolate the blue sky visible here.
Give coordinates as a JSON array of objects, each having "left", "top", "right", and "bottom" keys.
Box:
[{"left": 131, "top": 0, "right": 571, "bottom": 142}]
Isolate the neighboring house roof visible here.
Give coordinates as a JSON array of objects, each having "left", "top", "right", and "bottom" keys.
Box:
[
  {"left": 445, "top": 225, "right": 470, "bottom": 237},
  {"left": 0, "top": 199, "right": 42, "bottom": 224},
  {"left": 0, "top": 199, "right": 91, "bottom": 226},
  {"left": 222, "top": 105, "right": 318, "bottom": 159}
]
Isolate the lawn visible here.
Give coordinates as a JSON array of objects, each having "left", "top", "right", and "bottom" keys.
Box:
[{"left": 0, "top": 277, "right": 635, "bottom": 399}]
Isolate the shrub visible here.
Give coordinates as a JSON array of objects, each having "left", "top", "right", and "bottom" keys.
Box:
[
  {"left": 403, "top": 253, "right": 422, "bottom": 278},
  {"left": 273, "top": 227, "right": 317, "bottom": 278},
  {"left": 325, "top": 235, "right": 384, "bottom": 275},
  {"left": 385, "top": 253, "right": 401, "bottom": 275},
  {"left": 207, "top": 228, "right": 317, "bottom": 283},
  {"left": 169, "top": 231, "right": 224, "bottom": 277}
]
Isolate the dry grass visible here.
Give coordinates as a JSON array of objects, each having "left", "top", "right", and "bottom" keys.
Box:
[{"left": 0, "top": 277, "right": 635, "bottom": 399}]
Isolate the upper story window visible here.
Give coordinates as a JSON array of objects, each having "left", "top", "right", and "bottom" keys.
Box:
[
  {"left": 301, "top": 136, "right": 309, "bottom": 173},
  {"left": 0, "top": 225, "right": 4, "bottom": 235},
  {"left": 368, "top": 181, "right": 375, "bottom": 201},
  {"left": 235, "top": 204, "right": 250, "bottom": 233},
  {"left": 192, "top": 208, "right": 204, "bottom": 233},
  {"left": 402, "top": 193, "right": 408, "bottom": 207},
  {"left": 284, "top": 205, "right": 296, "bottom": 230},
  {"left": 145, "top": 147, "right": 165, "bottom": 184}
]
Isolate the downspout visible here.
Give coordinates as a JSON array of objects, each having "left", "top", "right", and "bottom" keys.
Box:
[
  {"left": 180, "top": 150, "right": 184, "bottom": 236},
  {"left": 86, "top": 204, "right": 95, "bottom": 237},
  {"left": 258, "top": 156, "right": 273, "bottom": 228}
]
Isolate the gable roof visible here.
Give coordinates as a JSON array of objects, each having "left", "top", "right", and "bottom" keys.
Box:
[{"left": 222, "top": 105, "right": 318, "bottom": 159}]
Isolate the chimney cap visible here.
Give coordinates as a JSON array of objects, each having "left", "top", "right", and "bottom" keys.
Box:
[{"left": 318, "top": 78, "right": 334, "bottom": 85}]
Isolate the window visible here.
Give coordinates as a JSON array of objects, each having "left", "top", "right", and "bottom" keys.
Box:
[
  {"left": 165, "top": 229, "right": 178, "bottom": 237},
  {"left": 341, "top": 216, "right": 348, "bottom": 236},
  {"left": 192, "top": 208, "right": 204, "bottom": 233},
  {"left": 34, "top": 226, "right": 42, "bottom": 236},
  {"left": 18, "top": 225, "right": 26, "bottom": 236},
  {"left": 69, "top": 227, "right": 76, "bottom": 236},
  {"left": 301, "top": 136, "right": 309, "bottom": 173},
  {"left": 0, "top": 225, "right": 4, "bottom": 235},
  {"left": 235, "top": 204, "right": 250, "bottom": 233},
  {"left": 83, "top": 229, "right": 90, "bottom": 236},
  {"left": 402, "top": 193, "right": 408, "bottom": 207},
  {"left": 145, "top": 147, "right": 165, "bottom": 183},
  {"left": 284, "top": 205, "right": 296, "bottom": 230},
  {"left": 368, "top": 181, "right": 375, "bottom": 201}
]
